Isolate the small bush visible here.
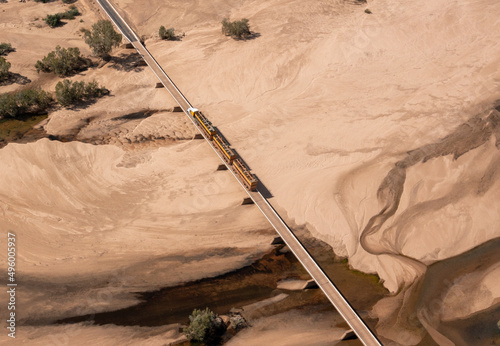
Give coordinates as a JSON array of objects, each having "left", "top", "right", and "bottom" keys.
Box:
[
  {"left": 59, "top": 6, "right": 81, "bottom": 20},
  {"left": 44, "top": 14, "right": 62, "bottom": 28},
  {"left": 159, "top": 26, "right": 176, "bottom": 41},
  {"left": 34, "top": 0, "right": 55, "bottom": 3},
  {"left": 229, "top": 314, "right": 248, "bottom": 331},
  {"left": 184, "top": 308, "right": 226, "bottom": 344},
  {"left": 365, "top": 9, "right": 372, "bottom": 14},
  {"left": 55, "top": 79, "right": 108, "bottom": 107},
  {"left": 45, "top": 6, "right": 81, "bottom": 27},
  {"left": 0, "top": 88, "right": 52, "bottom": 119},
  {"left": 221, "top": 18, "right": 251, "bottom": 40},
  {"left": 35, "top": 46, "right": 88, "bottom": 76},
  {"left": 0, "top": 43, "right": 14, "bottom": 56},
  {"left": 0, "top": 57, "right": 11, "bottom": 80}
]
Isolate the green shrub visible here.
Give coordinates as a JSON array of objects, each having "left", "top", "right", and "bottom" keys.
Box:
[
  {"left": 45, "top": 14, "right": 62, "bottom": 28},
  {"left": 0, "top": 88, "right": 52, "bottom": 119},
  {"left": 55, "top": 79, "right": 108, "bottom": 107},
  {"left": 221, "top": 18, "right": 251, "bottom": 40},
  {"left": 0, "top": 43, "right": 14, "bottom": 56},
  {"left": 183, "top": 308, "right": 226, "bottom": 344},
  {"left": 365, "top": 9, "right": 372, "bottom": 14},
  {"left": 44, "top": 6, "right": 81, "bottom": 27},
  {"left": 0, "top": 94, "right": 17, "bottom": 118},
  {"left": 229, "top": 314, "right": 248, "bottom": 331},
  {"left": 59, "top": 6, "right": 81, "bottom": 20},
  {"left": 35, "top": 46, "right": 88, "bottom": 76},
  {"left": 159, "top": 26, "right": 176, "bottom": 40},
  {"left": 83, "top": 20, "right": 122, "bottom": 60},
  {"left": 34, "top": 0, "right": 55, "bottom": 3},
  {"left": 0, "top": 57, "right": 11, "bottom": 80}
]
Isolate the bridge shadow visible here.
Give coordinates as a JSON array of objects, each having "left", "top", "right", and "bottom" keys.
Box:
[{"left": 256, "top": 177, "right": 273, "bottom": 198}]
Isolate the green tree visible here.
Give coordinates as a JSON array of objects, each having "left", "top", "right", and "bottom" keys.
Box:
[
  {"left": 0, "top": 43, "right": 14, "bottom": 56},
  {"left": 16, "top": 88, "right": 52, "bottom": 113},
  {"left": 0, "top": 94, "right": 17, "bottom": 118},
  {"left": 0, "top": 57, "right": 11, "bottom": 80},
  {"left": 55, "top": 79, "right": 108, "bottom": 107},
  {"left": 83, "top": 20, "right": 122, "bottom": 60},
  {"left": 45, "top": 14, "right": 62, "bottom": 28},
  {"left": 221, "top": 18, "right": 251, "bottom": 40},
  {"left": 35, "top": 46, "right": 87, "bottom": 76},
  {"left": 183, "top": 308, "right": 226, "bottom": 344},
  {"left": 0, "top": 88, "right": 52, "bottom": 119},
  {"left": 159, "top": 26, "right": 176, "bottom": 40}
]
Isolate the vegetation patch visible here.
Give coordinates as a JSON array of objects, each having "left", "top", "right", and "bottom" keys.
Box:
[
  {"left": 0, "top": 43, "right": 14, "bottom": 56},
  {"left": 184, "top": 308, "right": 226, "bottom": 345},
  {"left": 0, "top": 79, "right": 109, "bottom": 118},
  {"left": 55, "top": 79, "right": 108, "bottom": 107},
  {"left": 44, "top": 6, "right": 81, "bottom": 28},
  {"left": 0, "top": 57, "right": 11, "bottom": 81},
  {"left": 35, "top": 46, "right": 89, "bottom": 76},
  {"left": 60, "top": 6, "right": 81, "bottom": 20},
  {"left": 158, "top": 26, "right": 177, "bottom": 41},
  {"left": 83, "top": 20, "right": 122, "bottom": 60},
  {"left": 221, "top": 18, "right": 251, "bottom": 40},
  {"left": 0, "top": 88, "right": 52, "bottom": 119}
]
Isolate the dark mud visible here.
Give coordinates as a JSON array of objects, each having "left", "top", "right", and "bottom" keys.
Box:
[
  {"left": 0, "top": 108, "right": 179, "bottom": 149},
  {"left": 57, "top": 232, "right": 387, "bottom": 330},
  {"left": 0, "top": 114, "right": 48, "bottom": 149},
  {"left": 57, "top": 246, "right": 301, "bottom": 327}
]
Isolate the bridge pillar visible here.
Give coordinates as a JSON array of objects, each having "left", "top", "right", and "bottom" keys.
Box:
[
  {"left": 193, "top": 134, "right": 203, "bottom": 140},
  {"left": 241, "top": 197, "right": 254, "bottom": 205},
  {"left": 216, "top": 164, "right": 228, "bottom": 171},
  {"left": 121, "top": 42, "right": 134, "bottom": 49},
  {"left": 271, "top": 236, "right": 284, "bottom": 245},
  {"left": 172, "top": 106, "right": 183, "bottom": 112},
  {"left": 155, "top": 82, "right": 164, "bottom": 88}
]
